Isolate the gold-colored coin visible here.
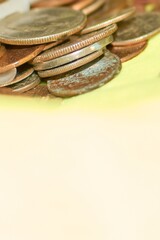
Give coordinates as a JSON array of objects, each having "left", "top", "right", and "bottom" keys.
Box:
[
  {"left": 38, "top": 50, "right": 104, "bottom": 78},
  {"left": 0, "top": 8, "right": 87, "bottom": 45},
  {"left": 33, "top": 36, "right": 113, "bottom": 71}
]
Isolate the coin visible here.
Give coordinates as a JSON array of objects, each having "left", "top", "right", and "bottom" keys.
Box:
[
  {"left": 38, "top": 50, "right": 104, "bottom": 78},
  {"left": 8, "top": 72, "right": 40, "bottom": 93},
  {"left": 82, "top": 0, "right": 105, "bottom": 15},
  {"left": 113, "top": 12, "right": 160, "bottom": 46},
  {"left": 47, "top": 50, "right": 121, "bottom": 97},
  {"left": 0, "top": 8, "right": 87, "bottom": 45},
  {"left": 0, "top": 68, "right": 17, "bottom": 85},
  {"left": 81, "top": 7, "right": 136, "bottom": 34},
  {"left": 33, "top": 36, "right": 113, "bottom": 71},
  {"left": 43, "top": 39, "right": 66, "bottom": 51},
  {"left": 0, "top": 44, "right": 44, "bottom": 73},
  {"left": 32, "top": 0, "right": 76, "bottom": 8},
  {"left": 23, "top": 84, "right": 51, "bottom": 98},
  {"left": 108, "top": 41, "right": 147, "bottom": 62},
  {"left": 32, "top": 25, "right": 117, "bottom": 63}
]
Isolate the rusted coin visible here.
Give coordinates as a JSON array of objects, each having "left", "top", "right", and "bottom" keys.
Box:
[
  {"left": 71, "top": 0, "right": 94, "bottom": 10},
  {"left": 32, "top": 0, "right": 76, "bottom": 8},
  {"left": 81, "top": 7, "right": 136, "bottom": 34},
  {"left": 0, "top": 64, "right": 34, "bottom": 87},
  {"left": 38, "top": 49, "right": 104, "bottom": 78},
  {"left": 0, "top": 8, "right": 87, "bottom": 45},
  {"left": 82, "top": 0, "right": 105, "bottom": 15},
  {"left": 0, "top": 44, "right": 44, "bottom": 73},
  {"left": 108, "top": 41, "right": 147, "bottom": 62},
  {"left": 34, "top": 36, "right": 113, "bottom": 71},
  {"left": 0, "top": 45, "right": 6, "bottom": 58},
  {"left": 113, "top": 12, "right": 160, "bottom": 46},
  {"left": 32, "top": 25, "right": 117, "bottom": 63},
  {"left": 8, "top": 72, "right": 40, "bottom": 93},
  {"left": 0, "top": 68, "right": 17, "bottom": 85},
  {"left": 47, "top": 50, "right": 121, "bottom": 97}
]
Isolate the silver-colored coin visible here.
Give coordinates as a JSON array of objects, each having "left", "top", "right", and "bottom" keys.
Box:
[{"left": 0, "top": 68, "right": 17, "bottom": 85}]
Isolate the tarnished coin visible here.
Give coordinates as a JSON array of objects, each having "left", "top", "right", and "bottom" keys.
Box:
[
  {"left": 0, "top": 45, "right": 6, "bottom": 58},
  {"left": 81, "top": 7, "right": 136, "bottom": 34},
  {"left": 32, "top": 25, "right": 117, "bottom": 63},
  {"left": 8, "top": 73, "right": 40, "bottom": 93},
  {"left": 38, "top": 50, "right": 104, "bottom": 78},
  {"left": 113, "top": 12, "right": 160, "bottom": 46},
  {"left": 108, "top": 41, "right": 147, "bottom": 62},
  {"left": 0, "top": 65, "right": 34, "bottom": 87},
  {"left": 0, "top": 68, "right": 17, "bottom": 85},
  {"left": 47, "top": 51, "right": 121, "bottom": 97},
  {"left": 34, "top": 36, "right": 113, "bottom": 71},
  {"left": 71, "top": 0, "right": 94, "bottom": 10},
  {"left": 82, "top": 0, "right": 105, "bottom": 15},
  {"left": 0, "top": 44, "right": 44, "bottom": 73},
  {"left": 0, "top": 8, "right": 87, "bottom": 45}
]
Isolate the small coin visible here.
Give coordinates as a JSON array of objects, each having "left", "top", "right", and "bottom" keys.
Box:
[
  {"left": 0, "top": 68, "right": 17, "bottom": 85},
  {"left": 71, "top": 0, "right": 94, "bottom": 10},
  {"left": 38, "top": 50, "right": 104, "bottom": 78},
  {"left": 81, "top": 7, "right": 136, "bottom": 34},
  {"left": 0, "top": 44, "right": 44, "bottom": 73},
  {"left": 34, "top": 36, "right": 113, "bottom": 71},
  {"left": 32, "top": 25, "right": 117, "bottom": 63},
  {"left": 0, "top": 64, "right": 34, "bottom": 87},
  {"left": 0, "top": 8, "right": 87, "bottom": 45},
  {"left": 47, "top": 50, "right": 121, "bottom": 97},
  {"left": 82, "top": 0, "right": 105, "bottom": 15},
  {"left": 108, "top": 41, "right": 147, "bottom": 62},
  {"left": 113, "top": 12, "right": 160, "bottom": 46},
  {"left": 8, "top": 72, "right": 41, "bottom": 93},
  {"left": 32, "top": 0, "right": 76, "bottom": 8}
]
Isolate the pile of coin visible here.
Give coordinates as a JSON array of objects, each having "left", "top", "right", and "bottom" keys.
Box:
[{"left": 0, "top": 0, "right": 159, "bottom": 98}]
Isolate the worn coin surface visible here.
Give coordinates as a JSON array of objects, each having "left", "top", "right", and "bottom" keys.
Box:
[
  {"left": 113, "top": 12, "right": 160, "bottom": 46},
  {"left": 0, "top": 68, "right": 17, "bottom": 85},
  {"left": 108, "top": 41, "right": 147, "bottom": 62},
  {"left": 0, "top": 44, "right": 44, "bottom": 73},
  {"left": 82, "top": 0, "right": 105, "bottom": 15},
  {"left": 34, "top": 36, "right": 113, "bottom": 71},
  {"left": 38, "top": 50, "right": 104, "bottom": 78},
  {"left": 81, "top": 7, "right": 136, "bottom": 34},
  {"left": 9, "top": 72, "right": 41, "bottom": 93},
  {"left": 47, "top": 50, "right": 121, "bottom": 97},
  {"left": 0, "top": 8, "right": 87, "bottom": 45},
  {"left": 32, "top": 25, "right": 117, "bottom": 63}
]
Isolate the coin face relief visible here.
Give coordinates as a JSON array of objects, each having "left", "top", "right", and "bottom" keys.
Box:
[{"left": 0, "top": 8, "right": 87, "bottom": 45}]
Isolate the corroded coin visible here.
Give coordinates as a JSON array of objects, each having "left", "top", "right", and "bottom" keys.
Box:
[
  {"left": 33, "top": 36, "right": 113, "bottom": 71},
  {"left": 0, "top": 68, "right": 17, "bottom": 85},
  {"left": 0, "top": 44, "right": 44, "bottom": 73},
  {"left": 32, "top": 25, "right": 117, "bottom": 63},
  {"left": 108, "top": 41, "right": 147, "bottom": 62},
  {"left": 0, "top": 64, "right": 34, "bottom": 87},
  {"left": 0, "top": 8, "right": 87, "bottom": 45},
  {"left": 38, "top": 50, "right": 104, "bottom": 78},
  {"left": 82, "top": 0, "right": 105, "bottom": 15},
  {"left": 113, "top": 12, "right": 160, "bottom": 46},
  {"left": 47, "top": 51, "right": 121, "bottom": 97},
  {"left": 8, "top": 72, "right": 40, "bottom": 93},
  {"left": 81, "top": 7, "right": 136, "bottom": 34}
]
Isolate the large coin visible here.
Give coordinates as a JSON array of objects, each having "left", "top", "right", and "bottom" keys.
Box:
[
  {"left": 113, "top": 12, "right": 160, "bottom": 46},
  {"left": 33, "top": 36, "right": 113, "bottom": 71},
  {"left": 0, "top": 8, "right": 87, "bottom": 45},
  {"left": 47, "top": 51, "right": 121, "bottom": 97},
  {"left": 38, "top": 50, "right": 104, "bottom": 78},
  {"left": 32, "top": 25, "right": 117, "bottom": 63}
]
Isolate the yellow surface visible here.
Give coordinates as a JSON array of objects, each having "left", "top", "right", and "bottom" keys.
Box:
[{"left": 0, "top": 34, "right": 160, "bottom": 240}]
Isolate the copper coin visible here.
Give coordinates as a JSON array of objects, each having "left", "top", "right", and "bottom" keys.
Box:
[
  {"left": 32, "top": 25, "right": 117, "bottom": 63},
  {"left": 81, "top": 7, "right": 136, "bottom": 34},
  {"left": 38, "top": 49, "right": 104, "bottom": 78},
  {"left": 32, "top": 0, "right": 76, "bottom": 8},
  {"left": 82, "top": 0, "right": 105, "bottom": 15},
  {"left": 47, "top": 50, "right": 121, "bottom": 97},
  {"left": 0, "top": 8, "right": 87, "bottom": 45},
  {"left": 0, "top": 64, "right": 34, "bottom": 87},
  {"left": 71, "top": 0, "right": 94, "bottom": 10},
  {"left": 108, "top": 41, "right": 147, "bottom": 62},
  {"left": 0, "top": 44, "right": 44, "bottom": 74},
  {"left": 8, "top": 72, "right": 40, "bottom": 93},
  {"left": 113, "top": 12, "right": 160, "bottom": 46},
  {"left": 0, "top": 45, "right": 6, "bottom": 58},
  {"left": 33, "top": 36, "right": 113, "bottom": 71},
  {"left": 0, "top": 68, "right": 17, "bottom": 85}
]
